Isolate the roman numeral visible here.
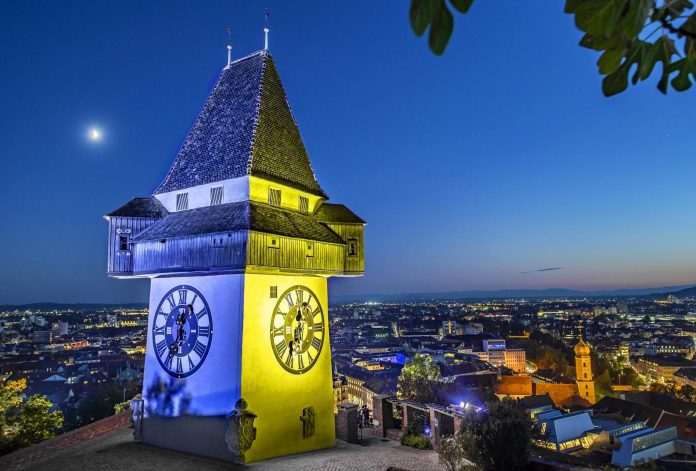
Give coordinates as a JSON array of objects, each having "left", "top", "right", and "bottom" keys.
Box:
[
  {"left": 271, "top": 326, "right": 284, "bottom": 338},
  {"left": 178, "top": 289, "right": 187, "bottom": 305},
  {"left": 314, "top": 322, "right": 324, "bottom": 333},
  {"left": 193, "top": 341, "right": 207, "bottom": 358},
  {"left": 295, "top": 289, "right": 304, "bottom": 304},
  {"left": 153, "top": 325, "right": 165, "bottom": 336},
  {"left": 312, "top": 337, "right": 322, "bottom": 351},
  {"left": 285, "top": 350, "right": 294, "bottom": 368},
  {"left": 285, "top": 293, "right": 294, "bottom": 309},
  {"left": 312, "top": 307, "right": 321, "bottom": 319},
  {"left": 307, "top": 350, "right": 314, "bottom": 365},
  {"left": 188, "top": 356, "right": 195, "bottom": 370},
  {"left": 198, "top": 326, "right": 210, "bottom": 337},
  {"left": 275, "top": 340, "right": 287, "bottom": 358},
  {"left": 167, "top": 294, "right": 176, "bottom": 310},
  {"left": 156, "top": 340, "right": 167, "bottom": 357},
  {"left": 165, "top": 354, "right": 173, "bottom": 370},
  {"left": 297, "top": 354, "right": 305, "bottom": 370},
  {"left": 196, "top": 307, "right": 208, "bottom": 320},
  {"left": 176, "top": 357, "right": 183, "bottom": 373}
]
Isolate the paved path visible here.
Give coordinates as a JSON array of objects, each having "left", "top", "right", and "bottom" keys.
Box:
[{"left": 11, "top": 427, "right": 440, "bottom": 471}]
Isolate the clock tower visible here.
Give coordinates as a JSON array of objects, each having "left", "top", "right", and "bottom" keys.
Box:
[{"left": 104, "top": 48, "right": 365, "bottom": 462}]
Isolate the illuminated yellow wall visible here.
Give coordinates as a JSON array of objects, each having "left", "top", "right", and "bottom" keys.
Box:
[
  {"left": 240, "top": 273, "right": 335, "bottom": 462},
  {"left": 249, "top": 176, "right": 324, "bottom": 214},
  {"left": 575, "top": 351, "right": 596, "bottom": 404}
]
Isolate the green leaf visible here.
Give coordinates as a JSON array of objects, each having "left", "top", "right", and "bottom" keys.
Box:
[
  {"left": 603, "top": 63, "right": 629, "bottom": 96},
  {"left": 410, "top": 0, "right": 438, "bottom": 37},
  {"left": 598, "top": 47, "right": 626, "bottom": 74},
  {"left": 621, "top": 0, "right": 652, "bottom": 37},
  {"left": 579, "top": 32, "right": 623, "bottom": 51},
  {"left": 564, "top": 0, "right": 581, "bottom": 14},
  {"left": 429, "top": 0, "right": 454, "bottom": 55},
  {"left": 449, "top": 0, "right": 474, "bottom": 13},
  {"left": 574, "top": 0, "right": 624, "bottom": 36},
  {"left": 671, "top": 57, "right": 696, "bottom": 91}
]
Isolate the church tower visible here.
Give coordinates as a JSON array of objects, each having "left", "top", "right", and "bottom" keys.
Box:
[
  {"left": 104, "top": 48, "right": 365, "bottom": 462},
  {"left": 574, "top": 337, "right": 596, "bottom": 404}
]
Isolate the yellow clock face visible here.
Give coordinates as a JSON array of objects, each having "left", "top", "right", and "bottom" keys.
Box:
[{"left": 270, "top": 285, "right": 325, "bottom": 374}]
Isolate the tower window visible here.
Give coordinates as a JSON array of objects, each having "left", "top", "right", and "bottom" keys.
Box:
[
  {"left": 347, "top": 239, "right": 358, "bottom": 257},
  {"left": 118, "top": 236, "right": 129, "bottom": 251},
  {"left": 306, "top": 242, "right": 314, "bottom": 257},
  {"left": 584, "top": 373, "right": 587, "bottom": 378},
  {"left": 270, "top": 286, "right": 277, "bottom": 298},
  {"left": 210, "top": 186, "right": 224, "bottom": 206},
  {"left": 268, "top": 188, "right": 281, "bottom": 207},
  {"left": 299, "top": 195, "right": 309, "bottom": 213},
  {"left": 268, "top": 236, "right": 280, "bottom": 249},
  {"left": 176, "top": 192, "right": 189, "bottom": 211}
]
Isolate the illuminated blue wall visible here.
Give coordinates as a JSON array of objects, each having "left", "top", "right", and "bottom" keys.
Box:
[{"left": 143, "top": 274, "right": 244, "bottom": 417}]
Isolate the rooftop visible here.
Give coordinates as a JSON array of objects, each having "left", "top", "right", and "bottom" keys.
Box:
[{"left": 153, "top": 51, "right": 326, "bottom": 198}]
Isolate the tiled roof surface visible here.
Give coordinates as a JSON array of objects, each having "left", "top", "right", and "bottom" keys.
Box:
[
  {"left": 250, "top": 202, "right": 344, "bottom": 244},
  {"left": 106, "top": 197, "right": 168, "bottom": 218},
  {"left": 315, "top": 203, "right": 366, "bottom": 224},
  {"left": 132, "top": 201, "right": 344, "bottom": 245},
  {"left": 154, "top": 51, "right": 326, "bottom": 197}
]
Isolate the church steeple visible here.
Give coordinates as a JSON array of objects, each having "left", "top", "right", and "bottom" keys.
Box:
[{"left": 574, "top": 336, "right": 596, "bottom": 404}]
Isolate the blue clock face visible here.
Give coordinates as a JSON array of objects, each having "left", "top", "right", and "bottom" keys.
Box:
[{"left": 152, "top": 285, "right": 213, "bottom": 378}]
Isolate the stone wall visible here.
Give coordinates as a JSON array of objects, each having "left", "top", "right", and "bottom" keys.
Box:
[{"left": 0, "top": 411, "right": 131, "bottom": 470}]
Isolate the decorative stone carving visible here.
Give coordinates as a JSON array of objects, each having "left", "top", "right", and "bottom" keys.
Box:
[
  {"left": 300, "top": 406, "right": 316, "bottom": 439},
  {"left": 225, "top": 398, "right": 257, "bottom": 461}
]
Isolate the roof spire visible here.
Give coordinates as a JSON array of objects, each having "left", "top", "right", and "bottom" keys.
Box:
[
  {"left": 264, "top": 9, "right": 270, "bottom": 50},
  {"left": 226, "top": 25, "right": 233, "bottom": 68}
]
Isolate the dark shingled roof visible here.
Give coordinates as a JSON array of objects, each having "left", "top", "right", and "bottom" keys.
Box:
[
  {"left": 106, "top": 197, "right": 168, "bottom": 218},
  {"left": 314, "top": 203, "right": 365, "bottom": 224},
  {"left": 132, "top": 202, "right": 344, "bottom": 245},
  {"left": 154, "top": 51, "right": 326, "bottom": 198}
]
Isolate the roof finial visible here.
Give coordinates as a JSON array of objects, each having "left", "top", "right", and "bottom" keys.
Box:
[
  {"left": 264, "top": 9, "right": 270, "bottom": 50},
  {"left": 226, "top": 25, "right": 233, "bottom": 67}
]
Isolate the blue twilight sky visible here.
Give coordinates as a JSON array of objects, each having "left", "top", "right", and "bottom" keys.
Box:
[{"left": 1, "top": 1, "right": 695, "bottom": 304}]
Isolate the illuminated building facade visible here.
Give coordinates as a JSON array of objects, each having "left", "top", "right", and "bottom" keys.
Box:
[
  {"left": 575, "top": 337, "right": 596, "bottom": 404},
  {"left": 104, "top": 48, "right": 365, "bottom": 462}
]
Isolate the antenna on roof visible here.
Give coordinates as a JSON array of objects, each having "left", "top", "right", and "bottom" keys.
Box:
[
  {"left": 226, "top": 25, "right": 233, "bottom": 67},
  {"left": 264, "top": 9, "right": 270, "bottom": 50}
]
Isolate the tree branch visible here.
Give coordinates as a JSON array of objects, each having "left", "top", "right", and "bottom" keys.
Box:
[{"left": 659, "top": 17, "right": 696, "bottom": 39}]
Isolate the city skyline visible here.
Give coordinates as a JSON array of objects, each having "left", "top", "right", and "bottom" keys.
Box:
[{"left": 2, "top": 1, "right": 696, "bottom": 304}]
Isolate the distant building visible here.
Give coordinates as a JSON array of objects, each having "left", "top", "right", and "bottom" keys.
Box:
[
  {"left": 51, "top": 322, "right": 69, "bottom": 337},
  {"left": 33, "top": 330, "right": 52, "bottom": 343},
  {"left": 635, "top": 356, "right": 696, "bottom": 383}
]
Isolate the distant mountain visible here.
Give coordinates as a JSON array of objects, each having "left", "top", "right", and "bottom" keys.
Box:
[
  {"left": 0, "top": 302, "right": 148, "bottom": 311},
  {"left": 330, "top": 284, "right": 696, "bottom": 303}
]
